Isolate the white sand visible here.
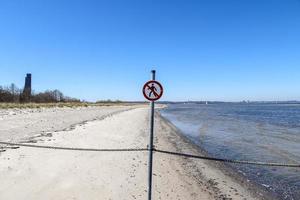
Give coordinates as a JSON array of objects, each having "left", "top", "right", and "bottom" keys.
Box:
[
  {"left": 0, "top": 106, "right": 264, "bottom": 200},
  {"left": 0, "top": 106, "right": 133, "bottom": 141}
]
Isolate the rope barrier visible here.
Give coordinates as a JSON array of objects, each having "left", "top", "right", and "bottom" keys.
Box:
[
  {"left": 0, "top": 141, "right": 148, "bottom": 152},
  {"left": 153, "top": 148, "right": 300, "bottom": 168},
  {"left": 1, "top": 141, "right": 299, "bottom": 168}
]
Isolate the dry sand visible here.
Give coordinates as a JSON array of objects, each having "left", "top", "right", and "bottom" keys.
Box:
[
  {"left": 0, "top": 106, "right": 133, "bottom": 141},
  {"left": 0, "top": 106, "right": 266, "bottom": 200}
]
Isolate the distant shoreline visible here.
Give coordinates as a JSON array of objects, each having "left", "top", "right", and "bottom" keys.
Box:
[{"left": 159, "top": 101, "right": 300, "bottom": 104}]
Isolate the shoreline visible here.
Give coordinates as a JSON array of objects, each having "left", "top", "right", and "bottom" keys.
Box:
[{"left": 156, "top": 111, "right": 277, "bottom": 200}]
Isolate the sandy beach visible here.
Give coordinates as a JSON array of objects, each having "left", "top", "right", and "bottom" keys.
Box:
[{"left": 0, "top": 105, "right": 268, "bottom": 200}]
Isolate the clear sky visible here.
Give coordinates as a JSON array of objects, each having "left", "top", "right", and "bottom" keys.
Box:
[{"left": 0, "top": 0, "right": 299, "bottom": 102}]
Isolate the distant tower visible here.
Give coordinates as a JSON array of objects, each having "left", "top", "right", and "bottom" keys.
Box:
[{"left": 23, "top": 73, "right": 32, "bottom": 101}]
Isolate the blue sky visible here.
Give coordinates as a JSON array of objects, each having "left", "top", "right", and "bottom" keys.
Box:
[{"left": 0, "top": 0, "right": 299, "bottom": 102}]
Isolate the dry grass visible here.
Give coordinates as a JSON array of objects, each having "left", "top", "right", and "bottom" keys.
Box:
[{"left": 0, "top": 102, "right": 136, "bottom": 109}]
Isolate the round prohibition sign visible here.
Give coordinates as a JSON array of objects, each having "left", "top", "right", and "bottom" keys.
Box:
[{"left": 143, "top": 80, "right": 163, "bottom": 101}]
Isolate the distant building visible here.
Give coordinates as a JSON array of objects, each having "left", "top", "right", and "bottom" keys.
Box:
[{"left": 23, "top": 73, "right": 32, "bottom": 101}]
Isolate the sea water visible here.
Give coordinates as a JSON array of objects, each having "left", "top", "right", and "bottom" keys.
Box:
[{"left": 160, "top": 103, "right": 300, "bottom": 200}]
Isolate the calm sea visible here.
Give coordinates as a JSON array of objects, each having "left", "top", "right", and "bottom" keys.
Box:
[{"left": 160, "top": 103, "right": 300, "bottom": 200}]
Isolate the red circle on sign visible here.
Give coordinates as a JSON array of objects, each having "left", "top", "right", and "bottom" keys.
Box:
[{"left": 143, "top": 80, "right": 163, "bottom": 101}]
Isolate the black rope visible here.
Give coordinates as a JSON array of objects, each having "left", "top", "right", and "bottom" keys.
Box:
[
  {"left": 1, "top": 141, "right": 299, "bottom": 168},
  {"left": 153, "top": 148, "right": 300, "bottom": 168},
  {"left": 0, "top": 141, "right": 148, "bottom": 152}
]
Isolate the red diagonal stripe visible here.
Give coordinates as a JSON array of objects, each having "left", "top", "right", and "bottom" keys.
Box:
[{"left": 146, "top": 84, "right": 159, "bottom": 97}]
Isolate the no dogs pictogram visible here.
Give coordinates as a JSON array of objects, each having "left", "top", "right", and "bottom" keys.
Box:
[{"left": 143, "top": 80, "right": 163, "bottom": 101}]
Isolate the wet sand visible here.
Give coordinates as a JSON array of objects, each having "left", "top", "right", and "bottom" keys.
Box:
[{"left": 0, "top": 106, "right": 267, "bottom": 199}]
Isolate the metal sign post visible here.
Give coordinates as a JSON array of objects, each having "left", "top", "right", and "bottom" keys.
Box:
[
  {"left": 142, "top": 70, "right": 163, "bottom": 200},
  {"left": 147, "top": 70, "right": 155, "bottom": 200}
]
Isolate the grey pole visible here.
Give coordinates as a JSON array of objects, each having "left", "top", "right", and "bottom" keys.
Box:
[{"left": 148, "top": 70, "right": 156, "bottom": 200}]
